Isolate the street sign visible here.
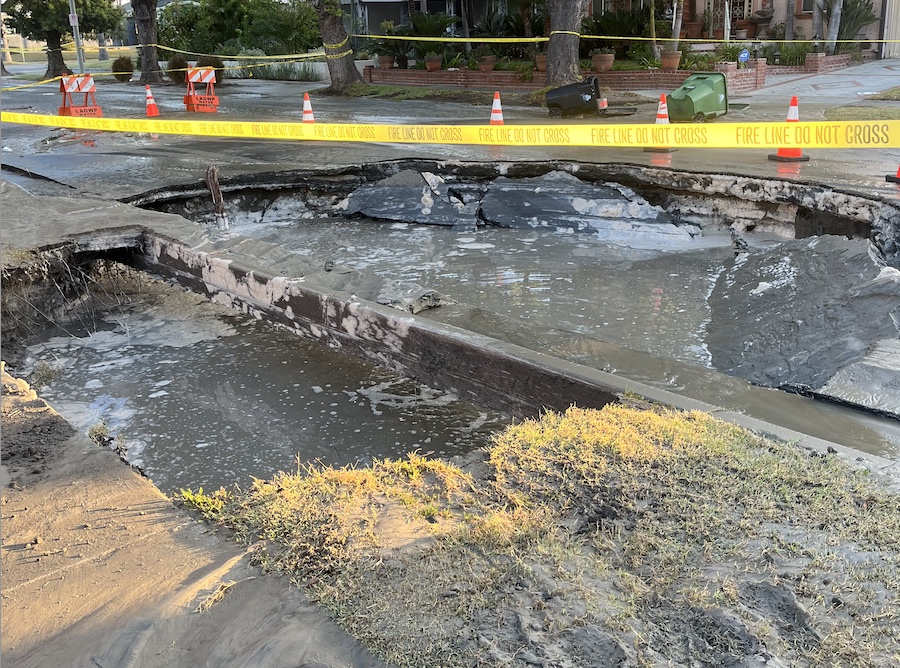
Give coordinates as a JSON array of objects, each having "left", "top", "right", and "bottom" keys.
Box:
[{"left": 69, "top": 13, "right": 79, "bottom": 27}]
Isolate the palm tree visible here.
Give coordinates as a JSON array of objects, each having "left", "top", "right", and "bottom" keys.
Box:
[
  {"left": 824, "top": 0, "right": 844, "bottom": 54},
  {"left": 671, "top": 0, "right": 685, "bottom": 51},
  {"left": 784, "top": 0, "right": 796, "bottom": 44}
]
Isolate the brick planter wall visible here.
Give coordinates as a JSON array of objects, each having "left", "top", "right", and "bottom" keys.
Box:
[
  {"left": 364, "top": 65, "right": 768, "bottom": 93},
  {"left": 767, "top": 53, "right": 852, "bottom": 76},
  {"left": 589, "top": 69, "right": 695, "bottom": 91},
  {"left": 364, "top": 66, "right": 548, "bottom": 91},
  {"left": 364, "top": 56, "right": 790, "bottom": 94}
]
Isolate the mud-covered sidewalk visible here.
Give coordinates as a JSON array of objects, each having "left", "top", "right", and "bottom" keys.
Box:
[{"left": 0, "top": 364, "right": 391, "bottom": 668}]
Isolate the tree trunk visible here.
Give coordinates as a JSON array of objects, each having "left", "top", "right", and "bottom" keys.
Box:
[
  {"left": 461, "top": 0, "right": 470, "bottom": 46},
  {"left": 812, "top": 0, "right": 825, "bottom": 42},
  {"left": 313, "top": 0, "right": 364, "bottom": 92},
  {"left": 465, "top": 0, "right": 476, "bottom": 34},
  {"left": 1, "top": 60, "right": 11, "bottom": 76},
  {"left": 545, "top": 0, "right": 589, "bottom": 88},
  {"left": 824, "top": 0, "right": 843, "bottom": 54},
  {"left": 648, "top": 0, "right": 659, "bottom": 59},
  {"left": 44, "top": 30, "right": 73, "bottom": 79},
  {"left": 522, "top": 4, "right": 535, "bottom": 59},
  {"left": 784, "top": 0, "right": 795, "bottom": 42},
  {"left": 132, "top": 0, "right": 163, "bottom": 83},
  {"left": 407, "top": 0, "right": 417, "bottom": 19}
]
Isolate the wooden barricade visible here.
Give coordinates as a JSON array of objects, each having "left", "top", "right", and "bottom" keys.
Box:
[
  {"left": 184, "top": 67, "right": 219, "bottom": 113},
  {"left": 58, "top": 74, "right": 102, "bottom": 117}
]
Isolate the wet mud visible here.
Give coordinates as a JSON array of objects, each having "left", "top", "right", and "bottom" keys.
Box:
[{"left": 128, "top": 166, "right": 900, "bottom": 458}]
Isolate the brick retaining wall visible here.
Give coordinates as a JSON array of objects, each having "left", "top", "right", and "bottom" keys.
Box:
[
  {"left": 362, "top": 53, "right": 864, "bottom": 94},
  {"left": 365, "top": 59, "right": 768, "bottom": 94},
  {"left": 767, "top": 53, "right": 852, "bottom": 75}
]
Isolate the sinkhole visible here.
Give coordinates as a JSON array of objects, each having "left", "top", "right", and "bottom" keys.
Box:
[{"left": 3, "top": 159, "right": 900, "bottom": 493}]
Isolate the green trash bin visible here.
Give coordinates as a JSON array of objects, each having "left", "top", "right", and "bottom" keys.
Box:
[{"left": 666, "top": 72, "right": 728, "bottom": 122}]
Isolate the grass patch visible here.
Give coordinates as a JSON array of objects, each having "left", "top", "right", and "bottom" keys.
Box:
[
  {"left": 340, "top": 83, "right": 498, "bottom": 105},
  {"left": 865, "top": 86, "right": 900, "bottom": 101},
  {"left": 824, "top": 106, "right": 900, "bottom": 121},
  {"left": 338, "top": 83, "right": 652, "bottom": 109},
  {"left": 180, "top": 405, "right": 900, "bottom": 667}
]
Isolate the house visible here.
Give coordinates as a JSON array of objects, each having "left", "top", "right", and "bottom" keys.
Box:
[{"left": 340, "top": 1, "right": 492, "bottom": 35}]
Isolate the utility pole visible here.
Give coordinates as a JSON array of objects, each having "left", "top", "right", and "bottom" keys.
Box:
[{"left": 66, "top": 0, "right": 85, "bottom": 74}]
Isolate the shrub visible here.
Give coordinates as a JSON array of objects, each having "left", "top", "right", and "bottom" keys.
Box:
[
  {"left": 166, "top": 53, "right": 189, "bottom": 84},
  {"left": 765, "top": 41, "right": 812, "bottom": 66},
  {"left": 680, "top": 51, "right": 717, "bottom": 71},
  {"left": 111, "top": 55, "right": 134, "bottom": 82},
  {"left": 229, "top": 47, "right": 266, "bottom": 79},
  {"left": 197, "top": 55, "right": 226, "bottom": 84},
  {"left": 716, "top": 41, "right": 750, "bottom": 66}
]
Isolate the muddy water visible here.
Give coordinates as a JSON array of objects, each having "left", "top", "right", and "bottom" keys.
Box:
[
  {"left": 220, "top": 215, "right": 900, "bottom": 459},
  {"left": 22, "top": 279, "right": 506, "bottom": 495}
]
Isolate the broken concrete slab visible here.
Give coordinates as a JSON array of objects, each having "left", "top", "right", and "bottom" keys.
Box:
[
  {"left": 345, "top": 169, "right": 477, "bottom": 227},
  {"left": 708, "top": 235, "right": 900, "bottom": 414}
]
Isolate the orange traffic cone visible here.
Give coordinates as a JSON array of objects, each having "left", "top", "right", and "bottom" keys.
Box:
[
  {"left": 768, "top": 96, "right": 810, "bottom": 162},
  {"left": 302, "top": 92, "right": 315, "bottom": 123},
  {"left": 644, "top": 93, "right": 676, "bottom": 153},
  {"left": 887, "top": 164, "right": 900, "bottom": 184},
  {"left": 597, "top": 97, "right": 608, "bottom": 113},
  {"left": 145, "top": 84, "right": 159, "bottom": 117},
  {"left": 489, "top": 91, "right": 504, "bottom": 125}
]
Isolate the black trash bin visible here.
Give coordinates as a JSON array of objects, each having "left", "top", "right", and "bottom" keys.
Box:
[{"left": 546, "top": 77, "right": 602, "bottom": 118}]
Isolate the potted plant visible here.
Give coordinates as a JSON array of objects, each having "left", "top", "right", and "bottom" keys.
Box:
[
  {"left": 473, "top": 44, "right": 497, "bottom": 72},
  {"left": 376, "top": 50, "right": 396, "bottom": 70},
  {"left": 534, "top": 48, "right": 547, "bottom": 72},
  {"left": 660, "top": 49, "right": 682, "bottom": 71},
  {"left": 734, "top": 18, "right": 756, "bottom": 38},
  {"left": 701, "top": 9, "right": 712, "bottom": 38},
  {"left": 424, "top": 51, "right": 443, "bottom": 71},
  {"left": 590, "top": 47, "right": 615, "bottom": 73},
  {"left": 378, "top": 20, "right": 411, "bottom": 69},
  {"left": 684, "top": 3, "right": 703, "bottom": 39}
]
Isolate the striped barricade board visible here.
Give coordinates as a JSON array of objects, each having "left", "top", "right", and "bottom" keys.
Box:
[
  {"left": 59, "top": 74, "right": 102, "bottom": 117},
  {"left": 184, "top": 68, "right": 218, "bottom": 113}
]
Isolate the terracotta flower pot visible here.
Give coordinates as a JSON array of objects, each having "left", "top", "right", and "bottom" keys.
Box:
[
  {"left": 591, "top": 52, "right": 615, "bottom": 73},
  {"left": 684, "top": 21, "right": 703, "bottom": 39},
  {"left": 660, "top": 50, "right": 682, "bottom": 71},
  {"left": 377, "top": 55, "right": 395, "bottom": 70},
  {"left": 534, "top": 54, "right": 547, "bottom": 72},
  {"left": 424, "top": 55, "right": 443, "bottom": 72},
  {"left": 478, "top": 55, "right": 497, "bottom": 73}
]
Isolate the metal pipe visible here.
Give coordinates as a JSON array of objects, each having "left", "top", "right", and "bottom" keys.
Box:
[{"left": 66, "top": 0, "right": 85, "bottom": 74}]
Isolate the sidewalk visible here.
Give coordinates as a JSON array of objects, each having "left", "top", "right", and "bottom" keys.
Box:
[{"left": 632, "top": 57, "right": 900, "bottom": 113}]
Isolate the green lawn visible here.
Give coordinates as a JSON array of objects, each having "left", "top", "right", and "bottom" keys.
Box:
[
  {"left": 866, "top": 86, "right": 900, "bottom": 101},
  {"left": 4, "top": 47, "right": 136, "bottom": 64},
  {"left": 824, "top": 106, "right": 900, "bottom": 121}
]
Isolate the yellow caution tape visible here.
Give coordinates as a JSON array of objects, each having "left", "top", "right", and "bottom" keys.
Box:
[
  {"left": 152, "top": 44, "right": 323, "bottom": 61},
  {"left": 1, "top": 112, "right": 897, "bottom": 149},
  {"left": 354, "top": 34, "right": 900, "bottom": 46},
  {"left": 0, "top": 76, "right": 65, "bottom": 91}
]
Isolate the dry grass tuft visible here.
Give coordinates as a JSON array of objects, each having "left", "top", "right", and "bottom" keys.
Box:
[{"left": 179, "top": 405, "right": 900, "bottom": 667}]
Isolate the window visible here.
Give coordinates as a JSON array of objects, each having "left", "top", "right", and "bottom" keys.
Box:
[{"left": 800, "top": 0, "right": 815, "bottom": 12}]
